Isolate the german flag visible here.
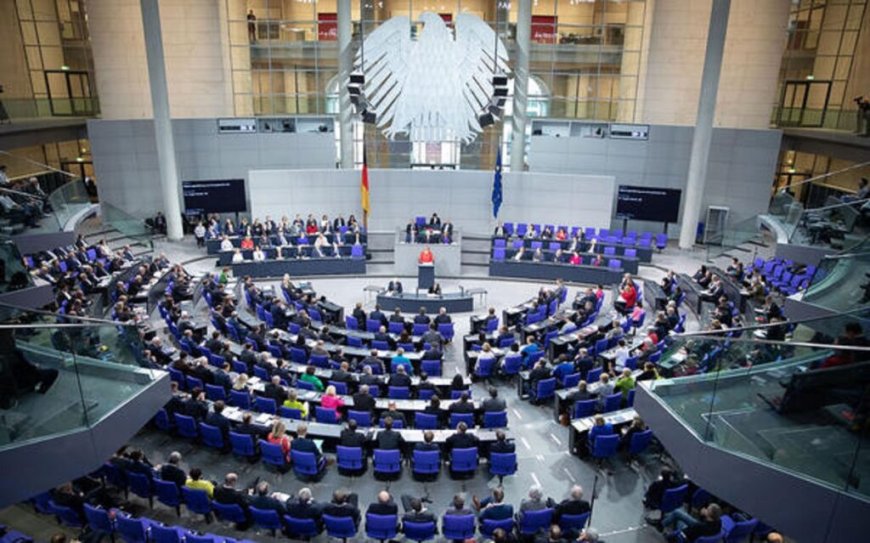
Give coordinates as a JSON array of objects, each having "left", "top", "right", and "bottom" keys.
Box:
[{"left": 361, "top": 146, "right": 370, "bottom": 224}]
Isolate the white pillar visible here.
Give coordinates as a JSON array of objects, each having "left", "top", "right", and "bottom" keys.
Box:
[
  {"left": 678, "top": 0, "right": 731, "bottom": 249},
  {"left": 337, "top": 0, "right": 354, "bottom": 169},
  {"left": 140, "top": 0, "right": 183, "bottom": 240},
  {"left": 510, "top": 0, "right": 532, "bottom": 172}
]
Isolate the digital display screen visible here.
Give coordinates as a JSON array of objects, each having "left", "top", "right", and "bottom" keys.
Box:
[
  {"left": 616, "top": 185, "right": 682, "bottom": 223},
  {"left": 182, "top": 179, "right": 247, "bottom": 214}
]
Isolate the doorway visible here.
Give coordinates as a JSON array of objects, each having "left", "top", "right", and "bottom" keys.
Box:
[
  {"left": 777, "top": 80, "right": 832, "bottom": 128},
  {"left": 44, "top": 70, "right": 96, "bottom": 116}
]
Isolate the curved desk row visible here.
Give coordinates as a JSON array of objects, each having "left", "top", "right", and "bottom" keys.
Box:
[
  {"left": 229, "top": 257, "right": 366, "bottom": 278},
  {"left": 207, "top": 232, "right": 367, "bottom": 254},
  {"left": 489, "top": 260, "right": 623, "bottom": 285},
  {"left": 377, "top": 292, "right": 474, "bottom": 313},
  {"left": 218, "top": 246, "right": 365, "bottom": 266},
  {"left": 495, "top": 250, "right": 639, "bottom": 274},
  {"left": 494, "top": 238, "right": 653, "bottom": 263}
]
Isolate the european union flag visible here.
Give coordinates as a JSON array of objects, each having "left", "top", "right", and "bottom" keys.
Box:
[{"left": 492, "top": 148, "right": 503, "bottom": 219}]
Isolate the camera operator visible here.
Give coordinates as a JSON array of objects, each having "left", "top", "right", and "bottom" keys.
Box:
[
  {"left": 855, "top": 95, "right": 870, "bottom": 137},
  {"left": 0, "top": 84, "right": 8, "bottom": 124}
]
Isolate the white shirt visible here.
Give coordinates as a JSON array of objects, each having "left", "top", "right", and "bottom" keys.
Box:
[
  {"left": 231, "top": 252, "right": 244, "bottom": 263},
  {"left": 194, "top": 225, "right": 206, "bottom": 238},
  {"left": 220, "top": 239, "right": 233, "bottom": 251},
  {"left": 252, "top": 250, "right": 265, "bottom": 262}
]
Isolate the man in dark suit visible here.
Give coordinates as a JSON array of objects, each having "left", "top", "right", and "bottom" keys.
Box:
[
  {"left": 554, "top": 485, "right": 591, "bottom": 525},
  {"left": 331, "top": 361, "right": 353, "bottom": 384},
  {"left": 238, "top": 343, "right": 258, "bottom": 372},
  {"left": 352, "top": 384, "right": 377, "bottom": 414},
  {"left": 263, "top": 375, "right": 288, "bottom": 405},
  {"left": 416, "top": 373, "right": 437, "bottom": 397},
  {"left": 339, "top": 419, "right": 368, "bottom": 448},
  {"left": 401, "top": 497, "right": 437, "bottom": 531},
  {"left": 445, "top": 422, "right": 479, "bottom": 454},
  {"left": 388, "top": 365, "right": 412, "bottom": 388},
  {"left": 214, "top": 472, "right": 248, "bottom": 508},
  {"left": 270, "top": 300, "right": 289, "bottom": 330},
  {"left": 474, "top": 487, "right": 514, "bottom": 521},
  {"left": 234, "top": 412, "right": 269, "bottom": 439},
  {"left": 434, "top": 307, "right": 451, "bottom": 325},
  {"left": 182, "top": 389, "right": 209, "bottom": 421},
  {"left": 212, "top": 362, "right": 233, "bottom": 390},
  {"left": 374, "top": 326, "right": 397, "bottom": 349},
  {"left": 323, "top": 489, "right": 361, "bottom": 528},
  {"left": 367, "top": 490, "right": 399, "bottom": 516},
  {"left": 421, "top": 324, "right": 443, "bottom": 349},
  {"left": 481, "top": 387, "right": 506, "bottom": 413},
  {"left": 205, "top": 331, "right": 225, "bottom": 354},
  {"left": 352, "top": 303, "right": 367, "bottom": 330},
  {"left": 292, "top": 424, "right": 323, "bottom": 462},
  {"left": 361, "top": 350, "right": 385, "bottom": 374},
  {"left": 448, "top": 393, "right": 475, "bottom": 415},
  {"left": 374, "top": 416, "right": 405, "bottom": 452},
  {"left": 285, "top": 487, "right": 323, "bottom": 528},
  {"left": 369, "top": 304, "right": 388, "bottom": 327},
  {"left": 413, "top": 307, "right": 431, "bottom": 325},
  {"left": 248, "top": 481, "right": 286, "bottom": 515},
  {"left": 414, "top": 430, "right": 441, "bottom": 452},
  {"left": 445, "top": 494, "right": 475, "bottom": 519},
  {"left": 158, "top": 451, "right": 186, "bottom": 488},
  {"left": 380, "top": 401, "right": 407, "bottom": 427},
  {"left": 205, "top": 401, "right": 232, "bottom": 438},
  {"left": 489, "top": 430, "right": 515, "bottom": 455}
]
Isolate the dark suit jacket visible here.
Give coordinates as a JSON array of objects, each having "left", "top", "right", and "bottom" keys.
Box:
[
  {"left": 403, "top": 510, "right": 436, "bottom": 525},
  {"left": 375, "top": 429, "right": 405, "bottom": 451},
  {"left": 263, "top": 383, "right": 288, "bottom": 405},
  {"left": 206, "top": 412, "right": 232, "bottom": 435},
  {"left": 249, "top": 494, "right": 286, "bottom": 515},
  {"left": 339, "top": 429, "right": 368, "bottom": 448},
  {"left": 159, "top": 464, "right": 186, "bottom": 488},
  {"left": 352, "top": 392, "right": 376, "bottom": 413},
  {"left": 445, "top": 432, "right": 479, "bottom": 453},
  {"left": 286, "top": 498, "right": 323, "bottom": 523},
  {"left": 388, "top": 373, "right": 412, "bottom": 388},
  {"left": 214, "top": 486, "right": 248, "bottom": 508},
  {"left": 554, "top": 498, "right": 590, "bottom": 521},
  {"left": 367, "top": 502, "right": 399, "bottom": 516},
  {"left": 292, "top": 437, "right": 322, "bottom": 460},
  {"left": 323, "top": 502, "right": 361, "bottom": 526}
]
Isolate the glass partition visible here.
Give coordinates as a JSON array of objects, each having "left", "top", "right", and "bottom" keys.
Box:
[
  {"left": 46, "top": 177, "right": 92, "bottom": 230},
  {"left": 0, "top": 305, "right": 159, "bottom": 448},
  {"left": 0, "top": 240, "right": 34, "bottom": 294},
  {"left": 650, "top": 311, "right": 870, "bottom": 498},
  {"left": 100, "top": 201, "right": 154, "bottom": 252},
  {"left": 707, "top": 161, "right": 869, "bottom": 256},
  {"left": 802, "top": 241, "right": 870, "bottom": 313}
]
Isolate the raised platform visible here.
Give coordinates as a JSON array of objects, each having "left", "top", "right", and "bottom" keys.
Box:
[
  {"left": 230, "top": 258, "right": 366, "bottom": 278},
  {"left": 489, "top": 260, "right": 623, "bottom": 285},
  {"left": 394, "top": 232, "right": 462, "bottom": 277},
  {"left": 377, "top": 291, "right": 474, "bottom": 313}
]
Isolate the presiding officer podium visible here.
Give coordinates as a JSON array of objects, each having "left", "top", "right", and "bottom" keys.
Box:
[{"left": 418, "top": 264, "right": 434, "bottom": 290}]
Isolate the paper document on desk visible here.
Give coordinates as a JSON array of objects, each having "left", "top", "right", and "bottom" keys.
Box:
[{"left": 255, "top": 413, "right": 272, "bottom": 425}]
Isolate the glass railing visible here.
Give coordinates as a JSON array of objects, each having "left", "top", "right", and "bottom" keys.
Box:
[
  {"left": 0, "top": 304, "right": 160, "bottom": 448},
  {"left": 707, "top": 161, "right": 869, "bottom": 256},
  {"left": 0, "top": 240, "right": 34, "bottom": 294},
  {"left": 0, "top": 97, "right": 100, "bottom": 120},
  {"left": 100, "top": 201, "right": 154, "bottom": 252},
  {"left": 802, "top": 241, "right": 870, "bottom": 313},
  {"left": 46, "top": 177, "right": 93, "bottom": 231},
  {"left": 772, "top": 106, "right": 864, "bottom": 133},
  {"left": 704, "top": 215, "right": 766, "bottom": 261},
  {"left": 649, "top": 309, "right": 870, "bottom": 498}
]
